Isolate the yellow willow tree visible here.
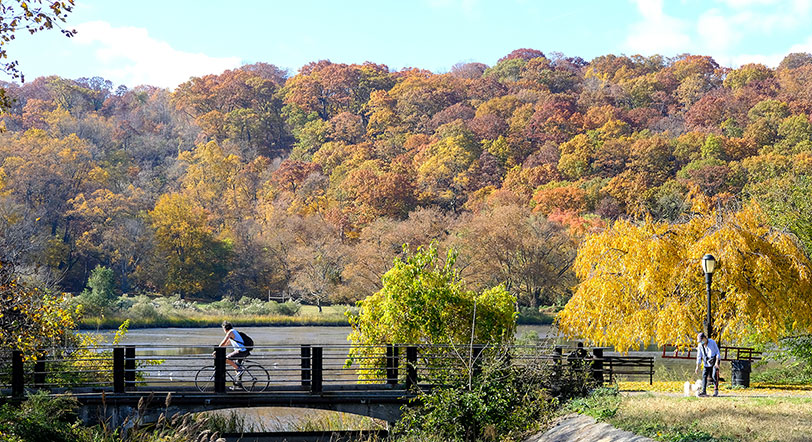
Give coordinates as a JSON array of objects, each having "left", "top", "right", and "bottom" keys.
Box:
[{"left": 557, "top": 196, "right": 812, "bottom": 352}]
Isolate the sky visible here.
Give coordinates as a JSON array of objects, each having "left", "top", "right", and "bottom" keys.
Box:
[{"left": 10, "top": 0, "right": 812, "bottom": 89}]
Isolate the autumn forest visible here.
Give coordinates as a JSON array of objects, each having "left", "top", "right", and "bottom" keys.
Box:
[{"left": 2, "top": 48, "right": 812, "bottom": 309}]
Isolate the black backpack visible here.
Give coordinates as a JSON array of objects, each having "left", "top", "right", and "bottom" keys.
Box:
[{"left": 239, "top": 331, "right": 254, "bottom": 352}]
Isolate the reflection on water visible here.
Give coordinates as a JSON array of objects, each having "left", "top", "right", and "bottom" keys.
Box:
[{"left": 91, "top": 324, "right": 555, "bottom": 348}]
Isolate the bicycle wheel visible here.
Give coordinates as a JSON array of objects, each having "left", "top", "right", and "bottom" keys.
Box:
[
  {"left": 240, "top": 364, "right": 269, "bottom": 392},
  {"left": 195, "top": 366, "right": 216, "bottom": 392}
]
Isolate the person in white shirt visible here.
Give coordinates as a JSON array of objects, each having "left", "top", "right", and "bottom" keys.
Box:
[
  {"left": 216, "top": 321, "right": 249, "bottom": 389},
  {"left": 694, "top": 332, "right": 720, "bottom": 397}
]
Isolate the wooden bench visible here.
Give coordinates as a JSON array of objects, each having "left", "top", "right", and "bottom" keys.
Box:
[{"left": 603, "top": 355, "right": 655, "bottom": 384}]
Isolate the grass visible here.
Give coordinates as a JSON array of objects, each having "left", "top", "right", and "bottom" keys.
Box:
[
  {"left": 79, "top": 297, "right": 558, "bottom": 330},
  {"left": 516, "top": 307, "right": 556, "bottom": 325},
  {"left": 78, "top": 304, "right": 354, "bottom": 329},
  {"left": 292, "top": 411, "right": 386, "bottom": 432},
  {"left": 567, "top": 387, "right": 812, "bottom": 442},
  {"left": 618, "top": 380, "right": 812, "bottom": 394}
]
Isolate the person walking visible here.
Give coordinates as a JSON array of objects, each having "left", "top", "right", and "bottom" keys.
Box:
[{"left": 694, "top": 332, "right": 720, "bottom": 397}]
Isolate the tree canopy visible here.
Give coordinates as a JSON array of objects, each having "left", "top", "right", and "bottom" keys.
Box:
[
  {"left": 348, "top": 244, "right": 516, "bottom": 349},
  {"left": 557, "top": 194, "right": 812, "bottom": 351},
  {"left": 2, "top": 50, "right": 812, "bottom": 310}
]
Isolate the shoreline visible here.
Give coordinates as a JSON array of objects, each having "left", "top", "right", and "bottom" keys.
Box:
[{"left": 78, "top": 315, "right": 554, "bottom": 330}]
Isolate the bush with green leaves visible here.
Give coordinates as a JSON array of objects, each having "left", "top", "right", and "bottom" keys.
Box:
[
  {"left": 0, "top": 391, "right": 224, "bottom": 442},
  {"left": 78, "top": 265, "right": 116, "bottom": 315},
  {"left": 393, "top": 349, "right": 595, "bottom": 442},
  {"left": 347, "top": 243, "right": 516, "bottom": 377},
  {"left": 753, "top": 334, "right": 812, "bottom": 385},
  {"left": 273, "top": 300, "right": 301, "bottom": 316},
  {"left": 0, "top": 392, "right": 84, "bottom": 442}
]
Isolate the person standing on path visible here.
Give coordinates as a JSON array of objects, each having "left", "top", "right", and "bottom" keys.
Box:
[{"left": 694, "top": 332, "right": 720, "bottom": 397}]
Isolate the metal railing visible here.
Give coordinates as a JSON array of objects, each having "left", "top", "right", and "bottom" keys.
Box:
[
  {"left": 0, "top": 343, "right": 658, "bottom": 397},
  {"left": 662, "top": 344, "right": 762, "bottom": 362}
]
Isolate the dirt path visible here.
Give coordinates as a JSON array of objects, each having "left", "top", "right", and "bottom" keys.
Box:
[{"left": 525, "top": 414, "right": 653, "bottom": 442}]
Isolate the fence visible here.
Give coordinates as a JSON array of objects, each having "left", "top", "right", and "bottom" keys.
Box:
[{"left": 0, "top": 343, "right": 657, "bottom": 397}]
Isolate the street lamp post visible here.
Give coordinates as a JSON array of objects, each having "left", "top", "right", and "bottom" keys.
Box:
[{"left": 701, "top": 254, "right": 717, "bottom": 338}]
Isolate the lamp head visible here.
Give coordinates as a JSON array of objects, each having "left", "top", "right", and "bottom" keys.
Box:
[{"left": 701, "top": 254, "right": 717, "bottom": 275}]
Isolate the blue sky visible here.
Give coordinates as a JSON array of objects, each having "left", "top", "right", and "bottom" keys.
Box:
[{"left": 10, "top": 0, "right": 812, "bottom": 89}]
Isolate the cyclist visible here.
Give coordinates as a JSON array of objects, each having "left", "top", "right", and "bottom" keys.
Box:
[{"left": 216, "top": 320, "right": 250, "bottom": 389}]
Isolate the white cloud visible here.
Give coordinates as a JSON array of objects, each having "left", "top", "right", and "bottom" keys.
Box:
[
  {"left": 73, "top": 21, "right": 241, "bottom": 89},
  {"left": 696, "top": 8, "right": 740, "bottom": 53},
  {"left": 624, "top": 0, "right": 692, "bottom": 54},
  {"left": 624, "top": 0, "right": 812, "bottom": 68}
]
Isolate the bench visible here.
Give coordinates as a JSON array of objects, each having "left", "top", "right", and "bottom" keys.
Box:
[{"left": 603, "top": 355, "right": 655, "bottom": 384}]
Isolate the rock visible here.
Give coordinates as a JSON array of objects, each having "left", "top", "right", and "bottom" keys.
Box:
[{"left": 525, "top": 414, "right": 653, "bottom": 442}]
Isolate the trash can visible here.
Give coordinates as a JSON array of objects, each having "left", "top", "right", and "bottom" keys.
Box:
[{"left": 731, "top": 360, "right": 751, "bottom": 387}]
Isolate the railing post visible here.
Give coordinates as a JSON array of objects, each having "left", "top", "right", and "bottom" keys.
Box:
[
  {"left": 11, "top": 350, "right": 23, "bottom": 398},
  {"left": 311, "top": 347, "right": 323, "bottom": 393},
  {"left": 591, "top": 348, "right": 604, "bottom": 385},
  {"left": 385, "top": 345, "right": 392, "bottom": 383},
  {"left": 113, "top": 347, "right": 125, "bottom": 393},
  {"left": 34, "top": 360, "right": 46, "bottom": 390},
  {"left": 301, "top": 345, "right": 311, "bottom": 388},
  {"left": 387, "top": 345, "right": 400, "bottom": 386},
  {"left": 124, "top": 346, "right": 136, "bottom": 391},
  {"left": 472, "top": 345, "right": 484, "bottom": 378},
  {"left": 214, "top": 347, "right": 226, "bottom": 393},
  {"left": 553, "top": 346, "right": 563, "bottom": 379},
  {"left": 405, "top": 346, "right": 418, "bottom": 389}
]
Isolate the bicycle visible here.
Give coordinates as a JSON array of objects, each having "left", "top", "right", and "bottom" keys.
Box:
[{"left": 195, "top": 357, "right": 270, "bottom": 392}]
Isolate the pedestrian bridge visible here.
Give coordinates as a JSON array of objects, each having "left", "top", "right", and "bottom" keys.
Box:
[{"left": 0, "top": 343, "right": 653, "bottom": 426}]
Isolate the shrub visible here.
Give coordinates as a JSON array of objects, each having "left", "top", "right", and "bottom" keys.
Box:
[
  {"left": 129, "top": 296, "right": 161, "bottom": 321},
  {"left": 393, "top": 348, "right": 594, "bottom": 441},
  {"left": 565, "top": 386, "right": 621, "bottom": 420},
  {"left": 0, "top": 392, "right": 84, "bottom": 442},
  {"left": 273, "top": 300, "right": 301, "bottom": 316},
  {"left": 79, "top": 265, "right": 116, "bottom": 315}
]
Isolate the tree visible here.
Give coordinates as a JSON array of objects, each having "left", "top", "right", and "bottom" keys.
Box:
[
  {"left": 0, "top": 261, "right": 77, "bottom": 357},
  {"left": 149, "top": 193, "right": 231, "bottom": 299},
  {"left": 749, "top": 174, "right": 812, "bottom": 257},
  {"left": 79, "top": 264, "right": 115, "bottom": 314},
  {"left": 347, "top": 244, "right": 515, "bottom": 375},
  {"left": 451, "top": 204, "right": 576, "bottom": 307},
  {"left": 0, "top": 1, "right": 76, "bottom": 109},
  {"left": 287, "top": 215, "right": 345, "bottom": 312},
  {"left": 557, "top": 195, "right": 812, "bottom": 352}
]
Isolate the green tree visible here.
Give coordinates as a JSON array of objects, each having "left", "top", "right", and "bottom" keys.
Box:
[
  {"left": 79, "top": 264, "right": 115, "bottom": 314},
  {"left": 749, "top": 174, "right": 812, "bottom": 257},
  {"left": 347, "top": 244, "right": 516, "bottom": 375}
]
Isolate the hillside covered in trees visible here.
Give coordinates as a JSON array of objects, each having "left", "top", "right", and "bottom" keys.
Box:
[{"left": 2, "top": 49, "right": 811, "bottom": 307}]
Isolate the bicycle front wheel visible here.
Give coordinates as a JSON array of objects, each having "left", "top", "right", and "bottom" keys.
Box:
[
  {"left": 240, "top": 364, "right": 269, "bottom": 392},
  {"left": 195, "top": 366, "right": 216, "bottom": 392}
]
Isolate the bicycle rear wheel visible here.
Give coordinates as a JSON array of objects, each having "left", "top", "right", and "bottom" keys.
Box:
[
  {"left": 195, "top": 366, "right": 216, "bottom": 392},
  {"left": 240, "top": 364, "right": 269, "bottom": 392}
]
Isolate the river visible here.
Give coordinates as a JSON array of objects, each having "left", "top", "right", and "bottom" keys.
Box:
[{"left": 93, "top": 324, "right": 555, "bottom": 347}]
